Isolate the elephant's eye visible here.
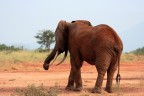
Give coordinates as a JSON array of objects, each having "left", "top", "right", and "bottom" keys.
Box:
[{"left": 58, "top": 27, "right": 61, "bottom": 30}]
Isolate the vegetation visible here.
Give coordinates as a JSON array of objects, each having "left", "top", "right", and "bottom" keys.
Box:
[
  {"left": 0, "top": 44, "right": 23, "bottom": 51},
  {"left": 35, "top": 30, "right": 55, "bottom": 51},
  {"left": 0, "top": 44, "right": 143, "bottom": 72},
  {"left": 47, "top": 83, "right": 59, "bottom": 96},
  {"left": 131, "top": 47, "right": 144, "bottom": 55},
  {"left": 0, "top": 50, "right": 70, "bottom": 71},
  {"left": 11, "top": 84, "right": 59, "bottom": 96},
  {"left": 0, "top": 46, "right": 143, "bottom": 95},
  {"left": 0, "top": 50, "right": 47, "bottom": 71},
  {"left": 121, "top": 53, "right": 144, "bottom": 63}
]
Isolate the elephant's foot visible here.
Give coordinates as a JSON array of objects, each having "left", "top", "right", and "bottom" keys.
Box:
[
  {"left": 105, "top": 86, "right": 113, "bottom": 93},
  {"left": 65, "top": 85, "right": 74, "bottom": 91},
  {"left": 91, "top": 87, "right": 102, "bottom": 94},
  {"left": 73, "top": 86, "right": 83, "bottom": 91}
]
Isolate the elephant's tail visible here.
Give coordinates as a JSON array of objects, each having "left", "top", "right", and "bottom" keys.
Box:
[{"left": 116, "top": 50, "right": 121, "bottom": 85}]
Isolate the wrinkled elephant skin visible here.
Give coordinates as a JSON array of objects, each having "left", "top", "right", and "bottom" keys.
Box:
[{"left": 43, "top": 20, "right": 123, "bottom": 93}]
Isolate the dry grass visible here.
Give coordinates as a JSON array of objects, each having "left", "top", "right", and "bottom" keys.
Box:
[
  {"left": 0, "top": 51, "right": 47, "bottom": 71},
  {"left": 0, "top": 50, "right": 144, "bottom": 72},
  {"left": 0, "top": 50, "right": 47, "bottom": 63},
  {"left": 11, "top": 83, "right": 60, "bottom": 96},
  {"left": 121, "top": 53, "right": 144, "bottom": 63},
  {"left": 11, "top": 84, "right": 48, "bottom": 96},
  {"left": 48, "top": 83, "right": 60, "bottom": 96},
  {"left": 1, "top": 51, "right": 144, "bottom": 96},
  {"left": 0, "top": 50, "right": 70, "bottom": 72}
]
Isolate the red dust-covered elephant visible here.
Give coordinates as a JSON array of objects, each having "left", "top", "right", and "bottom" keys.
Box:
[{"left": 43, "top": 20, "right": 123, "bottom": 93}]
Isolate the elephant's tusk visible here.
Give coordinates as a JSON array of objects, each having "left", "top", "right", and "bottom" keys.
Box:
[
  {"left": 55, "top": 56, "right": 66, "bottom": 66},
  {"left": 49, "top": 51, "right": 59, "bottom": 66},
  {"left": 56, "top": 51, "right": 67, "bottom": 66}
]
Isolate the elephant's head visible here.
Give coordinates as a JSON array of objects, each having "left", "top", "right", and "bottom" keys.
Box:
[
  {"left": 43, "top": 20, "right": 92, "bottom": 70},
  {"left": 43, "top": 20, "right": 68, "bottom": 70}
]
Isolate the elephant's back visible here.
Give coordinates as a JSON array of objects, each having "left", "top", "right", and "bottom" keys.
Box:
[{"left": 93, "top": 24, "right": 123, "bottom": 51}]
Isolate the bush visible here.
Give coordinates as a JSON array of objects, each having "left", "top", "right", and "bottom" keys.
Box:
[
  {"left": 131, "top": 47, "right": 144, "bottom": 55},
  {"left": 0, "top": 44, "right": 23, "bottom": 51},
  {"left": 11, "top": 84, "right": 47, "bottom": 96},
  {"left": 11, "top": 84, "right": 59, "bottom": 96},
  {"left": 48, "top": 83, "right": 59, "bottom": 96},
  {"left": 35, "top": 48, "right": 49, "bottom": 52}
]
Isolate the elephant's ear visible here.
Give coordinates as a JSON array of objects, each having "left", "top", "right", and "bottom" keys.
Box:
[
  {"left": 71, "top": 21, "right": 76, "bottom": 23},
  {"left": 56, "top": 20, "right": 68, "bottom": 53},
  {"left": 71, "top": 20, "right": 92, "bottom": 26}
]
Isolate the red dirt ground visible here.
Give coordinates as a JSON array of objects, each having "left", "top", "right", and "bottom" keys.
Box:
[{"left": 0, "top": 62, "right": 144, "bottom": 96}]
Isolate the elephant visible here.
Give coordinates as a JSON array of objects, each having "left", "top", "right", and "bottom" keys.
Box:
[{"left": 43, "top": 20, "right": 123, "bottom": 93}]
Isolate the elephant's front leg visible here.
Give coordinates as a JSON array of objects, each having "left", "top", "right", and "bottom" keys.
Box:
[
  {"left": 65, "top": 68, "right": 75, "bottom": 90},
  {"left": 73, "top": 67, "right": 82, "bottom": 91},
  {"left": 66, "top": 56, "right": 83, "bottom": 91}
]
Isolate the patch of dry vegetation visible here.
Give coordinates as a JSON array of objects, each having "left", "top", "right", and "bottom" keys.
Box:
[
  {"left": 121, "top": 53, "right": 144, "bottom": 63},
  {"left": 11, "top": 83, "right": 60, "bottom": 96},
  {"left": 0, "top": 51, "right": 47, "bottom": 71},
  {"left": 1, "top": 50, "right": 144, "bottom": 95},
  {"left": 0, "top": 50, "right": 70, "bottom": 72},
  {"left": 0, "top": 50, "right": 144, "bottom": 72}
]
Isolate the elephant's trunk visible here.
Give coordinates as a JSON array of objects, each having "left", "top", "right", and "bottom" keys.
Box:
[
  {"left": 43, "top": 47, "right": 68, "bottom": 70},
  {"left": 43, "top": 48, "right": 57, "bottom": 70}
]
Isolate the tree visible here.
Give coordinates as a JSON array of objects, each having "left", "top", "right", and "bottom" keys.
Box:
[{"left": 35, "top": 30, "right": 55, "bottom": 51}]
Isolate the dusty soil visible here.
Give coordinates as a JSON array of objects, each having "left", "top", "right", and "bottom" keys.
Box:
[{"left": 0, "top": 62, "right": 144, "bottom": 96}]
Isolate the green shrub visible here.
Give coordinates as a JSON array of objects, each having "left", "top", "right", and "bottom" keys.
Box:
[
  {"left": 0, "top": 44, "right": 23, "bottom": 51},
  {"left": 131, "top": 47, "right": 144, "bottom": 55}
]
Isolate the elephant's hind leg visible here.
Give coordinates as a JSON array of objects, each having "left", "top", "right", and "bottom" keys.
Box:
[
  {"left": 92, "top": 67, "right": 108, "bottom": 93},
  {"left": 92, "top": 53, "right": 111, "bottom": 93},
  {"left": 105, "top": 61, "right": 118, "bottom": 93}
]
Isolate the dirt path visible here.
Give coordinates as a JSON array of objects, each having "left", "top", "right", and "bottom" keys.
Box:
[{"left": 0, "top": 63, "right": 144, "bottom": 96}]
